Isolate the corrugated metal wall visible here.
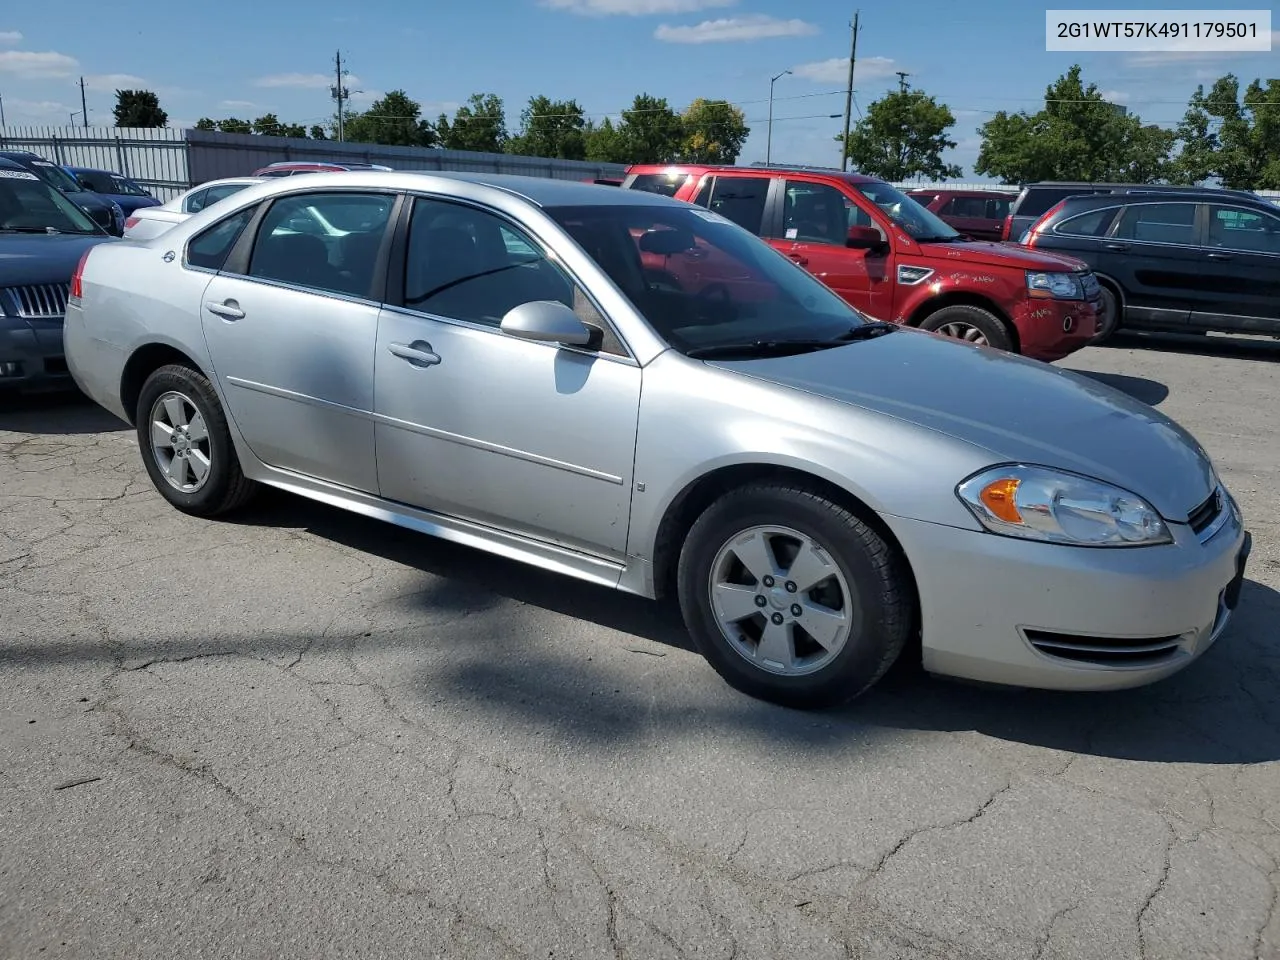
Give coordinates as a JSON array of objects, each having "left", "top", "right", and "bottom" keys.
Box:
[{"left": 0, "top": 126, "right": 189, "bottom": 199}]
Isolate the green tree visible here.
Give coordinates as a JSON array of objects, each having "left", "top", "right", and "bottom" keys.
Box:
[
  {"left": 617, "top": 94, "right": 683, "bottom": 164},
  {"left": 252, "top": 113, "right": 283, "bottom": 137},
  {"left": 507, "top": 96, "right": 587, "bottom": 159},
  {"left": 279, "top": 121, "right": 308, "bottom": 138},
  {"left": 436, "top": 93, "right": 507, "bottom": 153},
  {"left": 584, "top": 118, "right": 631, "bottom": 163},
  {"left": 310, "top": 124, "right": 328, "bottom": 140},
  {"left": 679, "top": 98, "right": 749, "bottom": 164},
  {"left": 194, "top": 117, "right": 217, "bottom": 131},
  {"left": 113, "top": 89, "right": 167, "bottom": 128},
  {"left": 839, "top": 87, "right": 962, "bottom": 180},
  {"left": 344, "top": 90, "right": 437, "bottom": 147},
  {"left": 215, "top": 118, "right": 252, "bottom": 134},
  {"left": 975, "top": 65, "right": 1175, "bottom": 183},
  {"left": 1170, "top": 75, "right": 1280, "bottom": 189}
]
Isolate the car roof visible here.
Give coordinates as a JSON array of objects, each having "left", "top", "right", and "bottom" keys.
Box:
[
  {"left": 67, "top": 165, "right": 117, "bottom": 175},
  {"left": 626, "top": 163, "right": 886, "bottom": 184},
  {"left": 1051, "top": 190, "right": 1277, "bottom": 212},
  {"left": 907, "top": 188, "right": 1015, "bottom": 196},
  {"left": 0, "top": 157, "right": 30, "bottom": 172},
  {"left": 229, "top": 169, "right": 686, "bottom": 208}
]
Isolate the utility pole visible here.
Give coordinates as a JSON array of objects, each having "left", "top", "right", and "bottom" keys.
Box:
[
  {"left": 0, "top": 93, "right": 5, "bottom": 130},
  {"left": 896, "top": 71, "right": 910, "bottom": 94},
  {"left": 840, "top": 11, "right": 859, "bottom": 172},
  {"left": 331, "top": 50, "right": 349, "bottom": 142},
  {"left": 766, "top": 69, "right": 791, "bottom": 165},
  {"left": 79, "top": 76, "right": 89, "bottom": 128}
]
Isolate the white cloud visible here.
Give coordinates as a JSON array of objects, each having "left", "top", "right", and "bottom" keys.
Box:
[
  {"left": 348, "top": 89, "right": 380, "bottom": 106},
  {"left": 541, "top": 0, "right": 734, "bottom": 15},
  {"left": 218, "top": 99, "right": 258, "bottom": 110},
  {"left": 4, "top": 97, "right": 69, "bottom": 118},
  {"left": 0, "top": 49, "right": 79, "bottom": 78},
  {"left": 423, "top": 100, "right": 461, "bottom": 115},
  {"left": 253, "top": 72, "right": 361, "bottom": 89},
  {"left": 792, "top": 55, "right": 896, "bottom": 85},
  {"left": 84, "top": 73, "right": 148, "bottom": 92},
  {"left": 0, "top": 30, "right": 22, "bottom": 45},
  {"left": 1098, "top": 89, "right": 1130, "bottom": 104},
  {"left": 655, "top": 14, "right": 817, "bottom": 43}
]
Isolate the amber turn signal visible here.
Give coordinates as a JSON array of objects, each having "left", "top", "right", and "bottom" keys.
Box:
[{"left": 979, "top": 477, "right": 1022, "bottom": 524}]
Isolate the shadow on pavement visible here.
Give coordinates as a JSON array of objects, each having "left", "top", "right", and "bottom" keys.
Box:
[
  {"left": 1065, "top": 369, "right": 1169, "bottom": 406},
  {"left": 0, "top": 389, "right": 128, "bottom": 436},
  {"left": 228, "top": 493, "right": 1280, "bottom": 767},
  {"left": 1103, "top": 330, "right": 1280, "bottom": 363}
]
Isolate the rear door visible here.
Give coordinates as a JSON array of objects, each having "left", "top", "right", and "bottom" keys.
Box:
[
  {"left": 1192, "top": 203, "right": 1280, "bottom": 335},
  {"left": 1101, "top": 200, "right": 1202, "bottom": 330}
]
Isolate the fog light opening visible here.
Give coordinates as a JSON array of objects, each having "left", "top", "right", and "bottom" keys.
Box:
[{"left": 0, "top": 361, "right": 23, "bottom": 378}]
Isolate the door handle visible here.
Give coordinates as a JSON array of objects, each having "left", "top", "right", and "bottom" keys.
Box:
[
  {"left": 1103, "top": 242, "right": 1130, "bottom": 251},
  {"left": 205, "top": 299, "right": 245, "bottom": 320},
  {"left": 388, "top": 340, "right": 441, "bottom": 368},
  {"left": 787, "top": 253, "right": 809, "bottom": 266},
  {"left": 1206, "top": 251, "right": 1233, "bottom": 261}
]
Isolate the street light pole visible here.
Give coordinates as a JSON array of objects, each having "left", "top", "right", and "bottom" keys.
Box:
[{"left": 766, "top": 69, "right": 791, "bottom": 165}]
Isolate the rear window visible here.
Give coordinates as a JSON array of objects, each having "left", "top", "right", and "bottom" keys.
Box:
[
  {"left": 624, "top": 172, "right": 691, "bottom": 197},
  {"left": 1017, "top": 187, "right": 1105, "bottom": 218},
  {"left": 909, "top": 193, "right": 937, "bottom": 207}
]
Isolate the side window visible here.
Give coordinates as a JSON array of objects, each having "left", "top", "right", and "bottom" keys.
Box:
[
  {"left": 247, "top": 191, "right": 394, "bottom": 298},
  {"left": 987, "top": 197, "right": 1012, "bottom": 219},
  {"left": 1113, "top": 202, "right": 1198, "bottom": 246},
  {"left": 909, "top": 193, "right": 937, "bottom": 208},
  {"left": 202, "top": 184, "right": 246, "bottom": 208},
  {"left": 1207, "top": 205, "right": 1280, "bottom": 253},
  {"left": 946, "top": 196, "right": 988, "bottom": 218},
  {"left": 781, "top": 180, "right": 851, "bottom": 244},
  {"left": 186, "top": 206, "right": 256, "bottom": 271},
  {"left": 626, "top": 173, "right": 690, "bottom": 197},
  {"left": 690, "top": 178, "right": 712, "bottom": 208},
  {"left": 1054, "top": 207, "right": 1118, "bottom": 238},
  {"left": 403, "top": 197, "right": 609, "bottom": 340},
  {"left": 703, "top": 177, "right": 769, "bottom": 234},
  {"left": 184, "top": 188, "right": 210, "bottom": 213}
]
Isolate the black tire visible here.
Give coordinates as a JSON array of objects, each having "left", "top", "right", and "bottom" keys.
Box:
[
  {"left": 918, "top": 304, "right": 1012, "bottom": 352},
  {"left": 1090, "top": 284, "right": 1121, "bottom": 345},
  {"left": 676, "top": 483, "right": 914, "bottom": 709},
  {"left": 135, "top": 363, "right": 258, "bottom": 517}
]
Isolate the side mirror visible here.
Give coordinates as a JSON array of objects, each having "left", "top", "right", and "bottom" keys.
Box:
[
  {"left": 501, "top": 300, "right": 597, "bottom": 348},
  {"left": 846, "top": 225, "right": 887, "bottom": 250}
]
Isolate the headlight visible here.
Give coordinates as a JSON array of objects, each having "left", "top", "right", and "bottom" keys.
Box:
[
  {"left": 957, "top": 465, "right": 1172, "bottom": 547},
  {"left": 1026, "top": 271, "right": 1082, "bottom": 300}
]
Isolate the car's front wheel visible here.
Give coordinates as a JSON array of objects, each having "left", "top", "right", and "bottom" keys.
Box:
[
  {"left": 1090, "top": 285, "right": 1121, "bottom": 345},
  {"left": 677, "top": 483, "right": 914, "bottom": 709},
  {"left": 135, "top": 364, "right": 258, "bottom": 516},
  {"left": 919, "top": 304, "right": 1012, "bottom": 352}
]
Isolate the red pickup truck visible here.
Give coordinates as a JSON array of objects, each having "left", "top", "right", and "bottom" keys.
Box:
[{"left": 621, "top": 165, "right": 1103, "bottom": 361}]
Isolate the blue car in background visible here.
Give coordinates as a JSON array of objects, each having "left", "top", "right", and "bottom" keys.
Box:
[
  {"left": 0, "top": 158, "right": 115, "bottom": 394},
  {"left": 66, "top": 165, "right": 162, "bottom": 216},
  {"left": 0, "top": 151, "right": 124, "bottom": 236}
]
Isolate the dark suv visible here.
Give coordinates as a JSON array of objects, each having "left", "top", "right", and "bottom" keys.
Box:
[
  {"left": 1001, "top": 181, "right": 1259, "bottom": 245},
  {"left": 1020, "top": 190, "right": 1280, "bottom": 342},
  {"left": 0, "top": 151, "right": 124, "bottom": 235}
]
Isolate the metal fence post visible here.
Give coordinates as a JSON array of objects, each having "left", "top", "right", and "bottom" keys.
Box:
[
  {"left": 116, "top": 137, "right": 130, "bottom": 176},
  {"left": 51, "top": 135, "right": 64, "bottom": 164}
]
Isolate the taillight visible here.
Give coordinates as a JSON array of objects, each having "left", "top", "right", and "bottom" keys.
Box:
[
  {"left": 69, "top": 248, "right": 93, "bottom": 300},
  {"left": 123, "top": 216, "right": 140, "bottom": 230},
  {"left": 1000, "top": 214, "right": 1013, "bottom": 241},
  {"left": 1023, "top": 201, "right": 1066, "bottom": 248}
]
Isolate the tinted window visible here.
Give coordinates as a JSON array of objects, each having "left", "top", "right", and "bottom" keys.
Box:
[
  {"left": 203, "top": 183, "right": 251, "bottom": 207},
  {"left": 945, "top": 196, "right": 992, "bottom": 218},
  {"left": 1113, "top": 202, "right": 1198, "bottom": 245},
  {"left": 909, "top": 193, "right": 937, "bottom": 207},
  {"left": 187, "top": 206, "right": 256, "bottom": 270},
  {"left": 109, "top": 175, "right": 149, "bottom": 197},
  {"left": 546, "top": 203, "right": 872, "bottom": 356},
  {"left": 626, "top": 173, "right": 690, "bottom": 197},
  {"left": 1207, "top": 205, "right": 1280, "bottom": 253},
  {"left": 184, "top": 188, "right": 211, "bottom": 213},
  {"left": 0, "top": 169, "right": 99, "bottom": 234},
  {"left": 1018, "top": 187, "right": 1101, "bottom": 217},
  {"left": 703, "top": 177, "right": 768, "bottom": 234},
  {"left": 248, "top": 192, "right": 394, "bottom": 297},
  {"left": 988, "top": 196, "right": 1012, "bottom": 219},
  {"left": 76, "top": 170, "right": 116, "bottom": 193},
  {"left": 29, "top": 159, "right": 85, "bottom": 193},
  {"left": 782, "top": 180, "right": 852, "bottom": 244},
  {"left": 1054, "top": 207, "right": 1118, "bottom": 237},
  {"left": 852, "top": 181, "right": 958, "bottom": 239},
  {"left": 403, "top": 197, "right": 583, "bottom": 331}
]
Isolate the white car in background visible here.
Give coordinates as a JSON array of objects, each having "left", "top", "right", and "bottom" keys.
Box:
[{"left": 123, "top": 177, "right": 265, "bottom": 240}]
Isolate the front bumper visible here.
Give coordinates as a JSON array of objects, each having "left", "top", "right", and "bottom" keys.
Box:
[
  {"left": 881, "top": 502, "right": 1249, "bottom": 692},
  {"left": 1012, "top": 295, "right": 1102, "bottom": 362},
  {"left": 0, "top": 317, "right": 74, "bottom": 391}
]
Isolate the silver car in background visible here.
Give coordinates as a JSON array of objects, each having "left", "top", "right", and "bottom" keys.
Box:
[
  {"left": 63, "top": 172, "right": 1251, "bottom": 708},
  {"left": 122, "top": 177, "right": 264, "bottom": 240}
]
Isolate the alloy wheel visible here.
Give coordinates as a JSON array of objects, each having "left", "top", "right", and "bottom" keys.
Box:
[{"left": 148, "top": 390, "right": 212, "bottom": 493}]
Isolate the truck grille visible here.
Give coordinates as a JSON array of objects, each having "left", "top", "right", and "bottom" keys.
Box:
[{"left": 6, "top": 283, "right": 69, "bottom": 319}]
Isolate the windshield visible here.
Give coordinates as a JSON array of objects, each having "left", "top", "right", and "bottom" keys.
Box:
[
  {"left": 545, "top": 203, "right": 872, "bottom": 354},
  {"left": 27, "top": 159, "right": 85, "bottom": 193},
  {"left": 77, "top": 169, "right": 149, "bottom": 196},
  {"left": 0, "top": 170, "right": 101, "bottom": 234},
  {"left": 852, "top": 181, "right": 960, "bottom": 240}
]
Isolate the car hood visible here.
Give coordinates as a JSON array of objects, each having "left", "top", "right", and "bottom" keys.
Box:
[
  {"left": 0, "top": 234, "right": 115, "bottom": 287},
  {"left": 713, "top": 329, "right": 1215, "bottom": 521},
  {"left": 918, "top": 238, "right": 1087, "bottom": 272}
]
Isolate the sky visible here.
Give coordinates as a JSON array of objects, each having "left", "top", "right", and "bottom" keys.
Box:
[{"left": 0, "top": 0, "right": 1276, "bottom": 180}]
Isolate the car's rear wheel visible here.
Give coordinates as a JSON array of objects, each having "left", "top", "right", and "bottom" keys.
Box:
[
  {"left": 1090, "top": 284, "right": 1121, "bottom": 345},
  {"left": 919, "top": 304, "right": 1012, "bottom": 352},
  {"left": 677, "top": 483, "right": 914, "bottom": 709},
  {"left": 136, "top": 364, "right": 257, "bottom": 516}
]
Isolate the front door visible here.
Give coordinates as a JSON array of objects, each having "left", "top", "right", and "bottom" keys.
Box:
[
  {"left": 199, "top": 189, "right": 397, "bottom": 493},
  {"left": 373, "top": 195, "right": 641, "bottom": 559},
  {"left": 1102, "top": 200, "right": 1203, "bottom": 330},
  {"left": 767, "top": 178, "right": 894, "bottom": 321},
  {"left": 1193, "top": 203, "right": 1280, "bottom": 335}
]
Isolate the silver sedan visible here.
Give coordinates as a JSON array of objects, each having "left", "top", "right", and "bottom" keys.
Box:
[
  {"left": 122, "top": 177, "right": 265, "bottom": 240},
  {"left": 62, "top": 172, "right": 1251, "bottom": 708}
]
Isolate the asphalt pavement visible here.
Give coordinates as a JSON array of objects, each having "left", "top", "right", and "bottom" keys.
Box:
[{"left": 2, "top": 331, "right": 1278, "bottom": 960}]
